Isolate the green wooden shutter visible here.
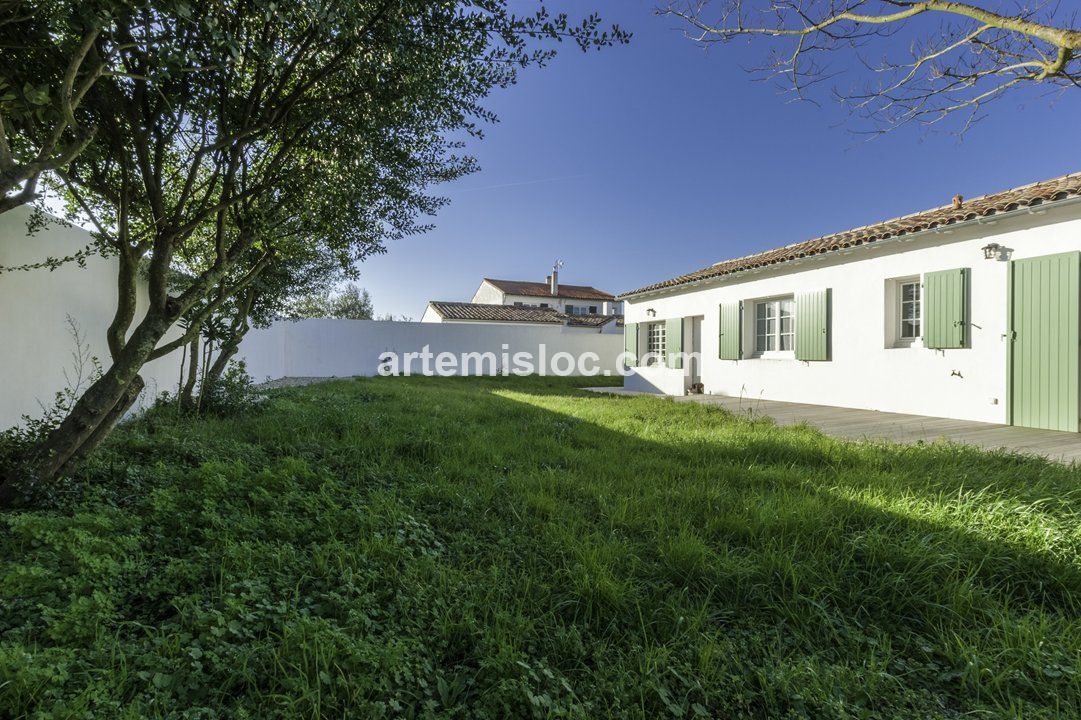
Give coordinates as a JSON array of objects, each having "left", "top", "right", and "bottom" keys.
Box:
[
  {"left": 624, "top": 322, "right": 638, "bottom": 367},
  {"left": 924, "top": 268, "right": 969, "bottom": 349},
  {"left": 718, "top": 302, "right": 741, "bottom": 360},
  {"left": 666, "top": 317, "right": 684, "bottom": 369},
  {"left": 1009, "top": 253, "right": 1080, "bottom": 431},
  {"left": 795, "top": 288, "right": 831, "bottom": 361}
]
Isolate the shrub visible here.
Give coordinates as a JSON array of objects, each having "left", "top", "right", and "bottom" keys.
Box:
[{"left": 199, "top": 361, "right": 260, "bottom": 417}]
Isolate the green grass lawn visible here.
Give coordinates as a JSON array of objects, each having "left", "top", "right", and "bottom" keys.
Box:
[{"left": 2, "top": 376, "right": 1080, "bottom": 718}]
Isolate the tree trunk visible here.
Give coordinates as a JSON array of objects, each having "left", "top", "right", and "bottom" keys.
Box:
[
  {"left": 180, "top": 337, "right": 200, "bottom": 409},
  {"left": 204, "top": 289, "right": 256, "bottom": 390},
  {"left": 204, "top": 337, "right": 240, "bottom": 388},
  {"left": 53, "top": 374, "right": 145, "bottom": 479},
  {"left": 196, "top": 339, "right": 212, "bottom": 413},
  {"left": 0, "top": 313, "right": 173, "bottom": 502}
]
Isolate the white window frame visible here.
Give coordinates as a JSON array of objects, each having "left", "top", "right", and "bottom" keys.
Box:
[
  {"left": 895, "top": 276, "right": 922, "bottom": 347},
  {"left": 645, "top": 321, "right": 666, "bottom": 366},
  {"left": 752, "top": 296, "right": 795, "bottom": 359}
]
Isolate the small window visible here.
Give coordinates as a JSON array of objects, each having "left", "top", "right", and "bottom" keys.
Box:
[
  {"left": 899, "top": 280, "right": 921, "bottom": 339},
  {"left": 566, "top": 304, "right": 576, "bottom": 314},
  {"left": 589, "top": 305, "right": 598, "bottom": 314},
  {"left": 754, "top": 297, "right": 795, "bottom": 357},
  {"left": 539, "top": 303, "right": 549, "bottom": 308},
  {"left": 889, "top": 277, "right": 922, "bottom": 346},
  {"left": 646, "top": 321, "right": 666, "bottom": 366}
]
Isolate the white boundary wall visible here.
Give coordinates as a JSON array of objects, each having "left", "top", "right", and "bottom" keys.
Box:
[
  {"left": 1, "top": 206, "right": 623, "bottom": 430},
  {"left": 0, "top": 206, "right": 184, "bottom": 429},
  {"left": 623, "top": 202, "right": 1081, "bottom": 425},
  {"left": 236, "top": 318, "right": 624, "bottom": 380}
]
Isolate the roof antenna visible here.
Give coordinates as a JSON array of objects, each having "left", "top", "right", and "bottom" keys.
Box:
[{"left": 550, "top": 259, "right": 562, "bottom": 295}]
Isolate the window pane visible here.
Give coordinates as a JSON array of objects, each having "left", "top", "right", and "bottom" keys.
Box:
[
  {"left": 754, "top": 298, "right": 795, "bottom": 354},
  {"left": 898, "top": 281, "right": 922, "bottom": 339},
  {"left": 646, "top": 322, "right": 666, "bottom": 364}
]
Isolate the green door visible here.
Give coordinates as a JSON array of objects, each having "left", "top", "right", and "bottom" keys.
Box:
[{"left": 1009, "top": 252, "right": 1080, "bottom": 431}]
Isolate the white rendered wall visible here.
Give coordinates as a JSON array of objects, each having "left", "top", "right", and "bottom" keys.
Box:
[
  {"left": 467, "top": 281, "right": 614, "bottom": 315},
  {"left": 469, "top": 281, "right": 504, "bottom": 304},
  {"left": 623, "top": 204, "right": 1081, "bottom": 424},
  {"left": 420, "top": 305, "right": 443, "bottom": 323},
  {"left": 625, "top": 366, "right": 687, "bottom": 395},
  {"left": 499, "top": 294, "right": 612, "bottom": 314},
  {"left": 0, "top": 206, "right": 184, "bottom": 429},
  {"left": 501, "top": 293, "right": 565, "bottom": 311},
  {"left": 236, "top": 318, "right": 625, "bottom": 379}
]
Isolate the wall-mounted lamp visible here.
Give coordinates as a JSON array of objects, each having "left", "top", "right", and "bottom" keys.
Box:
[
  {"left": 982, "top": 243, "right": 1002, "bottom": 260},
  {"left": 646, "top": 308, "right": 656, "bottom": 317}
]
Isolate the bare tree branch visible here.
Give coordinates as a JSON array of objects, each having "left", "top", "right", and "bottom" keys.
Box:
[{"left": 661, "top": 0, "right": 1081, "bottom": 132}]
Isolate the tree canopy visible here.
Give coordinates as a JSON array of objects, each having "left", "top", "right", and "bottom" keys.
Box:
[{"left": 0, "top": 1, "right": 628, "bottom": 500}]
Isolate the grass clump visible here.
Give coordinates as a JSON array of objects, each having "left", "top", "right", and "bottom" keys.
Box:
[{"left": 1, "top": 375, "right": 1080, "bottom": 718}]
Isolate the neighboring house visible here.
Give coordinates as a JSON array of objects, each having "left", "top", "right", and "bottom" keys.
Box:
[
  {"left": 421, "top": 301, "right": 623, "bottom": 334},
  {"left": 618, "top": 171, "right": 1081, "bottom": 432},
  {"left": 423, "top": 271, "right": 624, "bottom": 333},
  {"left": 469, "top": 274, "right": 623, "bottom": 315}
]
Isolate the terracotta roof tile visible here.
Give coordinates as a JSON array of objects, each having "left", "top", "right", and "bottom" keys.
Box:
[
  {"left": 428, "top": 301, "right": 620, "bottom": 327},
  {"left": 485, "top": 278, "right": 614, "bottom": 301},
  {"left": 563, "top": 313, "right": 620, "bottom": 328},
  {"left": 620, "top": 171, "right": 1081, "bottom": 299},
  {"left": 429, "top": 301, "right": 563, "bottom": 323}
]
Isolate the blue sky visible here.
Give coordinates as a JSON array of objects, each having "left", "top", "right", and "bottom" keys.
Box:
[{"left": 363, "top": 0, "right": 1081, "bottom": 319}]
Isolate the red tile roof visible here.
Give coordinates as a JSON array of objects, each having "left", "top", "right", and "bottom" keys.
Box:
[
  {"left": 620, "top": 171, "right": 1081, "bottom": 299},
  {"left": 485, "top": 278, "right": 614, "bottom": 301},
  {"left": 564, "top": 313, "right": 621, "bottom": 328},
  {"left": 428, "top": 301, "right": 620, "bottom": 327}
]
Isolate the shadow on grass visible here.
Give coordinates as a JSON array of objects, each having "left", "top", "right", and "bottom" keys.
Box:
[
  {"left": 345, "top": 376, "right": 1081, "bottom": 711},
  {"left": 26, "top": 373, "right": 1078, "bottom": 717}
]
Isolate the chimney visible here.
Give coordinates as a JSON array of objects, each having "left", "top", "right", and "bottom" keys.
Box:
[
  {"left": 550, "top": 270, "right": 558, "bottom": 295},
  {"left": 952, "top": 194, "right": 964, "bottom": 209}
]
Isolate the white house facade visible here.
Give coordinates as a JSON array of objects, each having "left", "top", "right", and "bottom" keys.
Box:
[
  {"left": 423, "top": 272, "right": 624, "bottom": 333},
  {"left": 469, "top": 275, "right": 623, "bottom": 316},
  {"left": 619, "top": 172, "right": 1081, "bottom": 432}
]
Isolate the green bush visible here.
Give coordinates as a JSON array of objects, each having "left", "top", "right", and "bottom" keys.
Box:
[{"left": 199, "top": 360, "right": 260, "bottom": 417}]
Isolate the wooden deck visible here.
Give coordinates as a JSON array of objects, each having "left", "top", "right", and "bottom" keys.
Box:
[{"left": 583, "top": 388, "right": 1081, "bottom": 464}]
